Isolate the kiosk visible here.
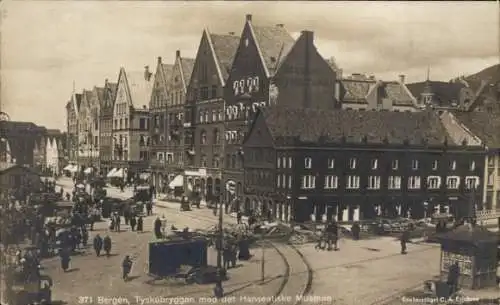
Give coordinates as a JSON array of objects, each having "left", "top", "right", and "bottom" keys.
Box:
[{"left": 438, "top": 225, "right": 498, "bottom": 289}]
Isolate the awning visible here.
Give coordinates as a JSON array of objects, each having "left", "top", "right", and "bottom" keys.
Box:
[
  {"left": 106, "top": 168, "right": 117, "bottom": 178},
  {"left": 83, "top": 167, "right": 93, "bottom": 174},
  {"left": 63, "top": 165, "right": 72, "bottom": 171},
  {"left": 68, "top": 165, "right": 79, "bottom": 173},
  {"left": 113, "top": 168, "right": 124, "bottom": 178},
  {"left": 168, "top": 175, "right": 184, "bottom": 189},
  {"left": 140, "top": 172, "right": 150, "bottom": 180}
]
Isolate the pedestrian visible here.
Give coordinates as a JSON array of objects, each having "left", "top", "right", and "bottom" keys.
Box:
[
  {"left": 124, "top": 209, "right": 130, "bottom": 226},
  {"left": 65, "top": 192, "right": 71, "bottom": 201},
  {"left": 154, "top": 216, "right": 162, "bottom": 239},
  {"left": 93, "top": 234, "right": 103, "bottom": 257},
  {"left": 115, "top": 213, "right": 121, "bottom": 232},
  {"left": 130, "top": 216, "right": 137, "bottom": 231},
  {"left": 82, "top": 228, "right": 89, "bottom": 247},
  {"left": 222, "top": 240, "right": 230, "bottom": 270},
  {"left": 137, "top": 216, "right": 143, "bottom": 232},
  {"left": 400, "top": 228, "right": 410, "bottom": 254},
  {"left": 237, "top": 211, "right": 242, "bottom": 224},
  {"left": 103, "top": 235, "right": 112, "bottom": 257},
  {"left": 109, "top": 217, "right": 115, "bottom": 231},
  {"left": 122, "top": 255, "right": 133, "bottom": 281},
  {"left": 351, "top": 222, "right": 361, "bottom": 240},
  {"left": 326, "top": 220, "right": 339, "bottom": 251},
  {"left": 146, "top": 202, "right": 152, "bottom": 216},
  {"left": 447, "top": 261, "right": 460, "bottom": 294},
  {"left": 59, "top": 247, "right": 71, "bottom": 272}
]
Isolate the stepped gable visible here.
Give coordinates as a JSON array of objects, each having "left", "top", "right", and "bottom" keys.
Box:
[
  {"left": 209, "top": 33, "right": 240, "bottom": 80},
  {"left": 261, "top": 106, "right": 450, "bottom": 146}
]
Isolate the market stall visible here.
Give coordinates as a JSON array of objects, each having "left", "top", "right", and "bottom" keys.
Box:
[{"left": 437, "top": 225, "right": 498, "bottom": 289}]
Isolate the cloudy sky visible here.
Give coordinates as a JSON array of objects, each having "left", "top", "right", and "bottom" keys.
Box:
[{"left": 1, "top": 1, "right": 498, "bottom": 130}]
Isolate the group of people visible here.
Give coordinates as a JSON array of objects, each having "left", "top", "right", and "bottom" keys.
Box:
[
  {"left": 109, "top": 212, "right": 144, "bottom": 232},
  {"left": 315, "top": 220, "right": 340, "bottom": 251}
]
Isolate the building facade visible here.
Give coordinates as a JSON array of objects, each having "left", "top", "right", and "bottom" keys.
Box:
[
  {"left": 66, "top": 93, "right": 81, "bottom": 166},
  {"left": 45, "top": 129, "right": 65, "bottom": 174},
  {"left": 184, "top": 29, "right": 240, "bottom": 200},
  {"left": 163, "top": 51, "right": 194, "bottom": 187},
  {"left": 243, "top": 107, "right": 485, "bottom": 222},
  {"left": 99, "top": 79, "right": 118, "bottom": 174},
  {"left": 0, "top": 121, "right": 47, "bottom": 167},
  {"left": 223, "top": 14, "right": 337, "bottom": 211},
  {"left": 111, "top": 67, "right": 152, "bottom": 181},
  {"left": 149, "top": 57, "right": 173, "bottom": 190}
]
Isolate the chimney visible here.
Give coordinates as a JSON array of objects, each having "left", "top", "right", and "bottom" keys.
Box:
[
  {"left": 276, "top": 24, "right": 284, "bottom": 28},
  {"left": 157, "top": 56, "right": 162, "bottom": 64},
  {"left": 176, "top": 50, "right": 180, "bottom": 58},
  {"left": 105, "top": 78, "right": 108, "bottom": 86},
  {"left": 301, "top": 30, "right": 314, "bottom": 44},
  {"left": 228, "top": 32, "right": 235, "bottom": 35},
  {"left": 246, "top": 14, "right": 252, "bottom": 22},
  {"left": 144, "top": 66, "right": 151, "bottom": 81},
  {"left": 398, "top": 74, "right": 405, "bottom": 84}
]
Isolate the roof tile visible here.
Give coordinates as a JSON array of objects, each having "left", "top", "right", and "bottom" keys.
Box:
[
  {"left": 125, "top": 70, "right": 154, "bottom": 110},
  {"left": 452, "top": 111, "right": 500, "bottom": 148},
  {"left": 261, "top": 106, "right": 450, "bottom": 146},
  {"left": 180, "top": 58, "right": 196, "bottom": 88},
  {"left": 251, "top": 25, "right": 295, "bottom": 75},
  {"left": 210, "top": 33, "right": 240, "bottom": 80}
]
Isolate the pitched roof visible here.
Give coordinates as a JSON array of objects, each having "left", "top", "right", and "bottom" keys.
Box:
[
  {"left": 259, "top": 106, "right": 451, "bottom": 146},
  {"left": 82, "top": 90, "right": 94, "bottom": 108},
  {"left": 107, "top": 82, "right": 118, "bottom": 102},
  {"left": 125, "top": 70, "right": 154, "bottom": 110},
  {"left": 75, "top": 93, "right": 82, "bottom": 110},
  {"left": 161, "top": 64, "right": 174, "bottom": 85},
  {"left": 209, "top": 33, "right": 240, "bottom": 81},
  {"left": 406, "top": 81, "right": 465, "bottom": 107},
  {"left": 180, "top": 57, "right": 196, "bottom": 88},
  {"left": 251, "top": 24, "right": 295, "bottom": 76},
  {"left": 452, "top": 111, "right": 500, "bottom": 148},
  {"left": 340, "top": 79, "right": 414, "bottom": 106},
  {"left": 95, "top": 87, "right": 106, "bottom": 106}
]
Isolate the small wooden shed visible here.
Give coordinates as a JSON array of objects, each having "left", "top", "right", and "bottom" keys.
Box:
[{"left": 438, "top": 225, "right": 498, "bottom": 289}]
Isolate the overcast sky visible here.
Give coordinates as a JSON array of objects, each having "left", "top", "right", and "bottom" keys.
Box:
[{"left": 1, "top": 1, "right": 499, "bottom": 130}]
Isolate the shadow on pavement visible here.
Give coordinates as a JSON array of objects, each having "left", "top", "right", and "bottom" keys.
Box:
[
  {"left": 66, "top": 268, "right": 80, "bottom": 273},
  {"left": 126, "top": 275, "right": 140, "bottom": 281}
]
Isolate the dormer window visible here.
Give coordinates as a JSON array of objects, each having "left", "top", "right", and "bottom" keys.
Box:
[
  {"left": 327, "top": 158, "right": 335, "bottom": 169},
  {"left": 391, "top": 160, "right": 399, "bottom": 170},
  {"left": 470, "top": 161, "right": 476, "bottom": 171},
  {"left": 371, "top": 159, "right": 378, "bottom": 170},
  {"left": 304, "top": 157, "right": 312, "bottom": 169},
  {"left": 450, "top": 161, "right": 456, "bottom": 171},
  {"left": 412, "top": 160, "right": 419, "bottom": 170},
  {"left": 432, "top": 160, "right": 438, "bottom": 170}
]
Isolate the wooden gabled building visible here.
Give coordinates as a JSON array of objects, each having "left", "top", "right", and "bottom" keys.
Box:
[
  {"left": 99, "top": 79, "right": 118, "bottom": 174},
  {"left": 184, "top": 29, "right": 240, "bottom": 200},
  {"left": 222, "top": 14, "right": 338, "bottom": 211}
]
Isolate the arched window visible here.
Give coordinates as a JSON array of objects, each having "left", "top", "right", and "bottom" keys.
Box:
[
  {"left": 201, "top": 155, "right": 207, "bottom": 167},
  {"left": 139, "top": 135, "right": 145, "bottom": 146},
  {"left": 213, "top": 129, "right": 220, "bottom": 144},
  {"left": 200, "top": 130, "right": 207, "bottom": 145},
  {"left": 231, "top": 154, "right": 237, "bottom": 169},
  {"left": 213, "top": 155, "right": 220, "bottom": 168}
]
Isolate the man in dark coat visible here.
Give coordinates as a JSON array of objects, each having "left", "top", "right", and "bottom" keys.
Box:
[
  {"left": 400, "top": 228, "right": 410, "bottom": 254},
  {"left": 351, "top": 222, "right": 361, "bottom": 240},
  {"left": 146, "top": 202, "right": 152, "bottom": 216},
  {"left": 59, "top": 247, "right": 71, "bottom": 272},
  {"left": 130, "top": 216, "right": 137, "bottom": 231},
  {"left": 154, "top": 217, "right": 162, "bottom": 239},
  {"left": 103, "top": 235, "right": 112, "bottom": 257},
  {"left": 326, "top": 220, "right": 339, "bottom": 251},
  {"left": 93, "top": 234, "right": 103, "bottom": 256},
  {"left": 447, "top": 261, "right": 460, "bottom": 294},
  {"left": 236, "top": 211, "right": 242, "bottom": 224},
  {"left": 137, "top": 216, "right": 143, "bottom": 232},
  {"left": 122, "top": 255, "right": 133, "bottom": 281}
]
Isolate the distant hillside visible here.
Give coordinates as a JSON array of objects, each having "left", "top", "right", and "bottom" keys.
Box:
[{"left": 465, "top": 63, "right": 500, "bottom": 83}]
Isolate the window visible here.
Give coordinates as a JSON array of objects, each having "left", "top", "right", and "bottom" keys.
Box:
[
  {"left": 212, "top": 110, "right": 217, "bottom": 122},
  {"left": 388, "top": 176, "right": 401, "bottom": 189},
  {"left": 427, "top": 176, "right": 441, "bottom": 189},
  {"left": 139, "top": 118, "right": 146, "bottom": 130},
  {"left": 432, "top": 160, "right": 438, "bottom": 170},
  {"left": 446, "top": 176, "right": 459, "bottom": 189},
  {"left": 201, "top": 87, "right": 209, "bottom": 100},
  {"left": 349, "top": 158, "right": 357, "bottom": 169},
  {"left": 201, "top": 155, "right": 207, "bottom": 167},
  {"left": 367, "top": 176, "right": 381, "bottom": 189},
  {"left": 408, "top": 176, "right": 421, "bottom": 189},
  {"left": 200, "top": 130, "right": 207, "bottom": 145},
  {"left": 324, "top": 175, "right": 338, "bottom": 189},
  {"left": 450, "top": 160, "right": 456, "bottom": 170},
  {"left": 301, "top": 175, "right": 316, "bottom": 189},
  {"left": 199, "top": 112, "right": 204, "bottom": 123},
  {"left": 346, "top": 175, "right": 360, "bottom": 189},
  {"left": 465, "top": 176, "right": 479, "bottom": 189},
  {"left": 211, "top": 85, "right": 217, "bottom": 98},
  {"left": 277, "top": 174, "right": 281, "bottom": 188},
  {"left": 288, "top": 157, "right": 293, "bottom": 168},
  {"left": 371, "top": 159, "right": 378, "bottom": 170},
  {"left": 139, "top": 135, "right": 146, "bottom": 146},
  {"left": 277, "top": 157, "right": 281, "bottom": 168},
  {"left": 154, "top": 115, "right": 160, "bottom": 127},
  {"left": 212, "top": 155, "right": 220, "bottom": 168},
  {"left": 287, "top": 175, "right": 292, "bottom": 189},
  {"left": 304, "top": 157, "right": 312, "bottom": 169},
  {"left": 204, "top": 112, "right": 209, "bottom": 123},
  {"left": 392, "top": 159, "right": 399, "bottom": 170},
  {"left": 327, "top": 158, "right": 335, "bottom": 169},
  {"left": 411, "top": 160, "right": 419, "bottom": 170},
  {"left": 213, "top": 129, "right": 220, "bottom": 144},
  {"left": 470, "top": 161, "right": 476, "bottom": 171},
  {"left": 218, "top": 110, "right": 223, "bottom": 121}
]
